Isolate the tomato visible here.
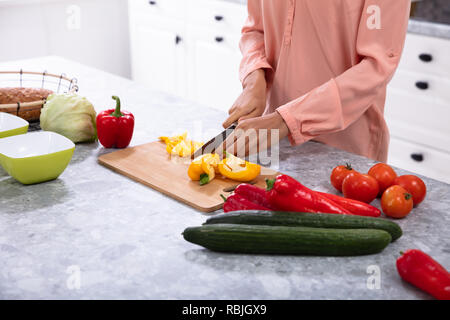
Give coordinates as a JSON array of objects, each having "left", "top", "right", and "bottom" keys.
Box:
[
  {"left": 393, "top": 175, "right": 427, "bottom": 206},
  {"left": 330, "top": 163, "right": 354, "bottom": 192},
  {"left": 368, "top": 163, "right": 397, "bottom": 196},
  {"left": 342, "top": 172, "right": 379, "bottom": 204},
  {"left": 381, "top": 185, "right": 413, "bottom": 218}
]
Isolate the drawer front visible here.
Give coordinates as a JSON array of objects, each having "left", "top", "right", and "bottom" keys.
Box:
[
  {"left": 399, "top": 33, "right": 450, "bottom": 77},
  {"left": 384, "top": 88, "right": 450, "bottom": 151},
  {"left": 129, "top": 0, "right": 187, "bottom": 19},
  {"left": 389, "top": 69, "right": 450, "bottom": 105},
  {"left": 387, "top": 117, "right": 450, "bottom": 154},
  {"left": 187, "top": 0, "right": 247, "bottom": 34},
  {"left": 388, "top": 138, "right": 450, "bottom": 184}
]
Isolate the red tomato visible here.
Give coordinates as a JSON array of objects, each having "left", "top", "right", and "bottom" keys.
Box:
[
  {"left": 368, "top": 163, "right": 397, "bottom": 196},
  {"left": 342, "top": 172, "right": 379, "bottom": 204},
  {"left": 393, "top": 175, "right": 427, "bottom": 206},
  {"left": 381, "top": 185, "right": 414, "bottom": 218},
  {"left": 330, "top": 163, "right": 354, "bottom": 192}
]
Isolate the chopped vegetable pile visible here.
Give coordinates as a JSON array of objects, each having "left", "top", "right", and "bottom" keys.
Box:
[{"left": 159, "top": 132, "right": 203, "bottom": 157}]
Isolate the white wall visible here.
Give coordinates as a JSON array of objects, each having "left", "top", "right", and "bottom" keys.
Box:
[{"left": 0, "top": 0, "right": 131, "bottom": 78}]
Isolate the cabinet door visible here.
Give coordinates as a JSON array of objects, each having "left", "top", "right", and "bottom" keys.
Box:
[
  {"left": 187, "top": 28, "right": 242, "bottom": 112},
  {"left": 131, "top": 25, "right": 183, "bottom": 95}
]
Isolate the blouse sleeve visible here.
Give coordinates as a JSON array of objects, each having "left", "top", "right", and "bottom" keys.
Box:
[{"left": 239, "top": 0, "right": 273, "bottom": 84}]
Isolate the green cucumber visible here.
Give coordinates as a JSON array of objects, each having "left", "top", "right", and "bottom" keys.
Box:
[
  {"left": 204, "top": 210, "right": 402, "bottom": 241},
  {"left": 183, "top": 224, "right": 392, "bottom": 256}
]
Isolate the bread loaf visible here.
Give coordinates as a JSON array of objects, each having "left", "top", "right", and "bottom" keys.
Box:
[
  {"left": 0, "top": 87, "right": 54, "bottom": 121},
  {"left": 0, "top": 87, "right": 53, "bottom": 104}
]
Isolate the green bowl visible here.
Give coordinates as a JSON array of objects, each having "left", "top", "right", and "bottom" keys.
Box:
[
  {"left": 0, "top": 112, "right": 29, "bottom": 138},
  {"left": 0, "top": 131, "right": 75, "bottom": 184}
]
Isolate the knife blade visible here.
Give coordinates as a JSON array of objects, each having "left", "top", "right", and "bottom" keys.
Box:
[{"left": 191, "top": 123, "right": 237, "bottom": 159}]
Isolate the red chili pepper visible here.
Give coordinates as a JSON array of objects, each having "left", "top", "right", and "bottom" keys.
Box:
[
  {"left": 233, "top": 183, "right": 275, "bottom": 209},
  {"left": 396, "top": 249, "right": 450, "bottom": 300},
  {"left": 221, "top": 194, "right": 270, "bottom": 213},
  {"left": 96, "top": 96, "right": 134, "bottom": 148},
  {"left": 317, "top": 191, "right": 381, "bottom": 217},
  {"left": 266, "top": 175, "right": 352, "bottom": 215}
]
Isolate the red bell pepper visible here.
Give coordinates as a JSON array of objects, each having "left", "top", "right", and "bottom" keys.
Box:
[
  {"left": 233, "top": 183, "right": 275, "bottom": 209},
  {"left": 396, "top": 249, "right": 450, "bottom": 300},
  {"left": 96, "top": 96, "right": 134, "bottom": 148},
  {"left": 317, "top": 191, "right": 381, "bottom": 217},
  {"left": 221, "top": 194, "right": 270, "bottom": 213},
  {"left": 266, "top": 174, "right": 352, "bottom": 215}
]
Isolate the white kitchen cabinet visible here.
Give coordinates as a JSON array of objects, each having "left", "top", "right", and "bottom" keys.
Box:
[
  {"left": 388, "top": 137, "right": 450, "bottom": 182},
  {"left": 187, "top": 27, "right": 242, "bottom": 111},
  {"left": 128, "top": 1, "right": 188, "bottom": 97},
  {"left": 130, "top": 25, "right": 187, "bottom": 96},
  {"left": 398, "top": 33, "right": 450, "bottom": 77},
  {"left": 128, "top": 0, "right": 246, "bottom": 111},
  {"left": 385, "top": 32, "right": 450, "bottom": 183},
  {"left": 186, "top": 0, "right": 247, "bottom": 34}
]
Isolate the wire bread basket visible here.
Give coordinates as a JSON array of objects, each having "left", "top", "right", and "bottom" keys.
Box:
[{"left": 0, "top": 70, "right": 79, "bottom": 122}]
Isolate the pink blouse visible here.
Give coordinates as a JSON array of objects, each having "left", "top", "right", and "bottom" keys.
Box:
[{"left": 239, "top": 0, "right": 411, "bottom": 161}]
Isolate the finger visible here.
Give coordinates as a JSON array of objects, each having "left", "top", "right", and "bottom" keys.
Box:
[
  {"left": 237, "top": 110, "right": 261, "bottom": 123},
  {"left": 222, "top": 113, "right": 239, "bottom": 129},
  {"left": 228, "top": 104, "right": 237, "bottom": 115},
  {"left": 222, "top": 106, "right": 255, "bottom": 128}
]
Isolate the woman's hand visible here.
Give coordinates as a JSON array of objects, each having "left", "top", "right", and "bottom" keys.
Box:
[
  {"left": 218, "top": 111, "right": 290, "bottom": 157},
  {"left": 222, "top": 69, "right": 267, "bottom": 128}
]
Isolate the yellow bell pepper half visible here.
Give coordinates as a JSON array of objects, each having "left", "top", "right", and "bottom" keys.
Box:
[{"left": 218, "top": 154, "right": 261, "bottom": 182}]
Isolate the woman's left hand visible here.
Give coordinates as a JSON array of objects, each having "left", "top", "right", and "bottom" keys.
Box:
[{"left": 217, "top": 111, "right": 289, "bottom": 157}]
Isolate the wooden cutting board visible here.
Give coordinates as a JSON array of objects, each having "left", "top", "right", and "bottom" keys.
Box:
[{"left": 98, "top": 141, "right": 279, "bottom": 212}]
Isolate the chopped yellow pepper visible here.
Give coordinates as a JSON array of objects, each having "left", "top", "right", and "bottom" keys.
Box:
[
  {"left": 201, "top": 153, "right": 220, "bottom": 179},
  {"left": 159, "top": 132, "right": 203, "bottom": 157},
  {"left": 187, "top": 153, "right": 220, "bottom": 185},
  {"left": 218, "top": 153, "right": 261, "bottom": 182},
  {"left": 187, "top": 155, "right": 205, "bottom": 181}
]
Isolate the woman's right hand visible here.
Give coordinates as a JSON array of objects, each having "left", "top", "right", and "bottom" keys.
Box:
[{"left": 222, "top": 69, "right": 267, "bottom": 128}]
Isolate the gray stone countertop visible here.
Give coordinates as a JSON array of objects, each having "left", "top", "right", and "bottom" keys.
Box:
[
  {"left": 409, "top": 19, "right": 450, "bottom": 39},
  {"left": 0, "top": 56, "right": 449, "bottom": 299}
]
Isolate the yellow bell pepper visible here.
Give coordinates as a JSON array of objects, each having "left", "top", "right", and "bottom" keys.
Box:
[
  {"left": 187, "top": 153, "right": 220, "bottom": 185},
  {"left": 218, "top": 154, "right": 261, "bottom": 182},
  {"left": 201, "top": 153, "right": 220, "bottom": 179},
  {"left": 187, "top": 155, "right": 204, "bottom": 181},
  {"left": 159, "top": 132, "right": 203, "bottom": 157}
]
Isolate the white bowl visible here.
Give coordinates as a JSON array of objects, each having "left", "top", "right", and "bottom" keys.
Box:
[
  {"left": 0, "top": 112, "right": 29, "bottom": 138},
  {"left": 0, "top": 131, "right": 75, "bottom": 184}
]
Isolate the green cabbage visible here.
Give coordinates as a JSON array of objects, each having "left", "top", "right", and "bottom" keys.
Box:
[{"left": 40, "top": 93, "right": 97, "bottom": 143}]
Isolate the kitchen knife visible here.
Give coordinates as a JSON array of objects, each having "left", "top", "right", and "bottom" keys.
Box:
[{"left": 191, "top": 123, "right": 237, "bottom": 159}]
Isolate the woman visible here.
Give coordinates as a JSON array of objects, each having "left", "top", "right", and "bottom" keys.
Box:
[{"left": 222, "top": 0, "right": 411, "bottom": 162}]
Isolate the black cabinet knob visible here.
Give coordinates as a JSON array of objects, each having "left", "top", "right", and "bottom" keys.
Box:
[
  {"left": 419, "top": 53, "right": 433, "bottom": 63},
  {"left": 214, "top": 15, "right": 224, "bottom": 21},
  {"left": 149, "top": 1, "right": 156, "bottom": 5},
  {"left": 415, "top": 81, "right": 429, "bottom": 90},
  {"left": 411, "top": 153, "right": 424, "bottom": 162},
  {"left": 175, "top": 35, "right": 182, "bottom": 45},
  {"left": 215, "top": 36, "right": 224, "bottom": 42}
]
